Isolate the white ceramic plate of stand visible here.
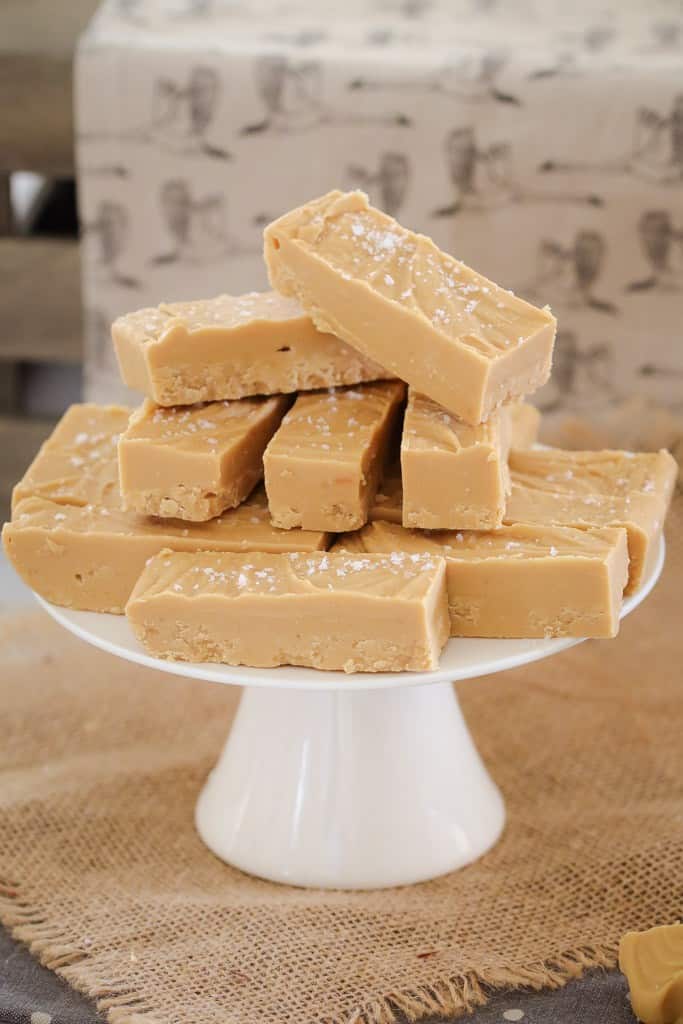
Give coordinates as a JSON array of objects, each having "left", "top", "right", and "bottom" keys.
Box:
[{"left": 35, "top": 537, "right": 664, "bottom": 890}]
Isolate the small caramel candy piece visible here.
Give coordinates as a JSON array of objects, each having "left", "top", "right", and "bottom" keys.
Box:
[
  {"left": 127, "top": 549, "right": 450, "bottom": 672},
  {"left": 119, "top": 396, "right": 288, "bottom": 521},
  {"left": 112, "top": 290, "right": 392, "bottom": 406},
  {"left": 264, "top": 190, "right": 556, "bottom": 424},
  {"left": 264, "top": 380, "right": 405, "bottom": 531},
  {"left": 401, "top": 390, "right": 511, "bottom": 530},
  {"left": 506, "top": 448, "right": 677, "bottom": 593},
  {"left": 619, "top": 925, "right": 683, "bottom": 1024},
  {"left": 509, "top": 401, "right": 541, "bottom": 448},
  {"left": 12, "top": 403, "right": 130, "bottom": 513},
  {"left": 3, "top": 489, "right": 329, "bottom": 614},
  {"left": 346, "top": 519, "right": 628, "bottom": 639}
]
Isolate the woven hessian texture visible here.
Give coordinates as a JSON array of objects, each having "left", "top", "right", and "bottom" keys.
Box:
[{"left": 1, "top": 501, "right": 681, "bottom": 1024}]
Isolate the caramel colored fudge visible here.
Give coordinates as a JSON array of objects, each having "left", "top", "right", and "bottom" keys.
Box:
[
  {"left": 119, "top": 396, "right": 288, "bottom": 521},
  {"left": 3, "top": 489, "right": 329, "bottom": 614},
  {"left": 347, "top": 519, "right": 629, "bottom": 639},
  {"left": 264, "top": 380, "right": 405, "bottom": 531},
  {"left": 510, "top": 401, "right": 541, "bottom": 448},
  {"left": 401, "top": 390, "right": 511, "bottom": 530},
  {"left": 127, "top": 549, "right": 449, "bottom": 672},
  {"left": 506, "top": 448, "right": 677, "bottom": 593},
  {"left": 264, "top": 190, "right": 556, "bottom": 424},
  {"left": 12, "top": 404, "right": 129, "bottom": 513},
  {"left": 113, "top": 290, "right": 392, "bottom": 406},
  {"left": 619, "top": 925, "right": 683, "bottom": 1024},
  {"left": 370, "top": 459, "right": 403, "bottom": 524}
]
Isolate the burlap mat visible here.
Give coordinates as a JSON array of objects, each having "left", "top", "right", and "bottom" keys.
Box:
[{"left": 1, "top": 502, "right": 681, "bottom": 1024}]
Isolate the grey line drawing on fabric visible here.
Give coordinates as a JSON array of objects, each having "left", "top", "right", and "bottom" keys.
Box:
[
  {"left": 522, "top": 231, "right": 618, "bottom": 314},
  {"left": 150, "top": 179, "right": 251, "bottom": 265},
  {"left": 529, "top": 24, "right": 617, "bottom": 79},
  {"left": 539, "top": 95, "right": 683, "bottom": 184},
  {"left": 80, "top": 66, "right": 231, "bottom": 160},
  {"left": 536, "top": 330, "right": 616, "bottom": 413},
  {"left": 84, "top": 308, "right": 120, "bottom": 387},
  {"left": 627, "top": 210, "right": 683, "bottom": 291},
  {"left": 81, "top": 200, "right": 141, "bottom": 289},
  {"left": 241, "top": 57, "right": 411, "bottom": 135},
  {"left": 348, "top": 51, "right": 520, "bottom": 105},
  {"left": 149, "top": 66, "right": 232, "bottom": 158},
  {"left": 371, "top": 0, "right": 434, "bottom": 17},
  {"left": 262, "top": 29, "right": 329, "bottom": 47},
  {"left": 432, "top": 127, "right": 603, "bottom": 217},
  {"left": 345, "top": 153, "right": 410, "bottom": 216}
]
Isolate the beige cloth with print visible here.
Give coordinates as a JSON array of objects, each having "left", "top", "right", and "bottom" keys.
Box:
[{"left": 1, "top": 497, "right": 681, "bottom": 1024}]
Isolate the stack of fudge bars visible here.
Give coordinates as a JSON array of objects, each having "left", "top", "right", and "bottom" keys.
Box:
[{"left": 3, "top": 190, "right": 677, "bottom": 673}]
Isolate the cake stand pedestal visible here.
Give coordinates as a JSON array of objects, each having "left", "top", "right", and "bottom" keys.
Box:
[{"left": 35, "top": 537, "right": 663, "bottom": 890}]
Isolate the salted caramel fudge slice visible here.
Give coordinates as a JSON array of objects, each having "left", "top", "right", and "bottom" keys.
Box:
[
  {"left": 2, "top": 488, "right": 329, "bottom": 614},
  {"left": 350, "top": 519, "right": 629, "bottom": 639},
  {"left": 506, "top": 448, "right": 677, "bottom": 594},
  {"left": 264, "top": 190, "right": 556, "bottom": 424},
  {"left": 119, "top": 396, "right": 288, "bottom": 521},
  {"left": 12, "top": 404, "right": 130, "bottom": 513},
  {"left": 619, "top": 925, "right": 683, "bottom": 1024},
  {"left": 126, "top": 549, "right": 449, "bottom": 673},
  {"left": 510, "top": 401, "right": 541, "bottom": 448},
  {"left": 401, "top": 390, "right": 511, "bottom": 530},
  {"left": 113, "top": 290, "right": 392, "bottom": 406},
  {"left": 264, "top": 380, "right": 406, "bottom": 532}
]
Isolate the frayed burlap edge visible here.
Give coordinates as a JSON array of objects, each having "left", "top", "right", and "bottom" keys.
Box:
[{"left": 0, "top": 873, "right": 616, "bottom": 1024}]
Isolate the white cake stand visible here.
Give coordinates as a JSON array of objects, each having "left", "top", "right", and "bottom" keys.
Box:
[{"left": 35, "top": 538, "right": 664, "bottom": 890}]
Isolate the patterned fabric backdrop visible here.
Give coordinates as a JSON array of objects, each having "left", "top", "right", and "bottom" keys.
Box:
[{"left": 76, "top": 0, "right": 683, "bottom": 414}]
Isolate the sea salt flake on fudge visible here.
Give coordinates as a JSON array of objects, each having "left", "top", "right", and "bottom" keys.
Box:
[
  {"left": 506, "top": 447, "right": 677, "bottom": 593},
  {"left": 118, "top": 395, "right": 288, "bottom": 521},
  {"left": 264, "top": 190, "right": 556, "bottom": 424},
  {"left": 347, "top": 519, "right": 629, "bottom": 639},
  {"left": 264, "top": 380, "right": 405, "bottom": 532},
  {"left": 401, "top": 389, "right": 511, "bottom": 530},
  {"left": 112, "top": 290, "right": 393, "bottom": 406},
  {"left": 126, "top": 549, "right": 450, "bottom": 673}
]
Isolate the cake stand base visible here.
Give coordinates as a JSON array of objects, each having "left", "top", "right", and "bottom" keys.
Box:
[{"left": 195, "top": 681, "right": 505, "bottom": 889}]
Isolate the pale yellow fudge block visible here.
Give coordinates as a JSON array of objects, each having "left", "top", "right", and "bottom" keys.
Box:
[
  {"left": 113, "top": 290, "right": 392, "bottom": 406},
  {"left": 506, "top": 448, "right": 677, "bottom": 594},
  {"left": 619, "top": 925, "right": 683, "bottom": 1024},
  {"left": 119, "top": 396, "right": 288, "bottom": 521},
  {"left": 264, "top": 380, "right": 406, "bottom": 532},
  {"left": 3, "top": 489, "right": 329, "bottom": 614},
  {"left": 510, "top": 401, "right": 541, "bottom": 448},
  {"left": 347, "top": 519, "right": 629, "bottom": 639},
  {"left": 126, "top": 549, "right": 449, "bottom": 672},
  {"left": 264, "top": 190, "right": 556, "bottom": 424},
  {"left": 12, "top": 404, "right": 130, "bottom": 513},
  {"left": 401, "top": 390, "right": 511, "bottom": 530}
]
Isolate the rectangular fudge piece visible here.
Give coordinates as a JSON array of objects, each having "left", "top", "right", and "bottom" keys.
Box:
[
  {"left": 264, "top": 190, "right": 556, "bottom": 424},
  {"left": 264, "top": 380, "right": 405, "bottom": 531},
  {"left": 510, "top": 401, "right": 541, "bottom": 448},
  {"left": 401, "top": 390, "right": 511, "bottom": 529},
  {"left": 506, "top": 448, "right": 677, "bottom": 593},
  {"left": 347, "top": 519, "right": 629, "bottom": 639},
  {"left": 3, "top": 489, "right": 329, "bottom": 614},
  {"left": 12, "top": 404, "right": 129, "bottom": 513},
  {"left": 126, "top": 549, "right": 449, "bottom": 672},
  {"left": 119, "top": 396, "right": 288, "bottom": 521},
  {"left": 113, "top": 290, "right": 392, "bottom": 406}
]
